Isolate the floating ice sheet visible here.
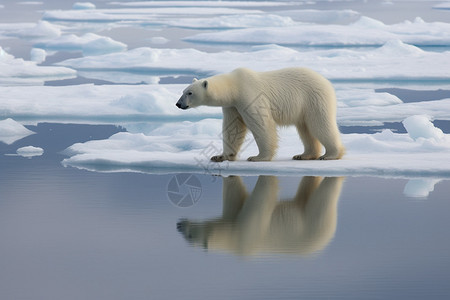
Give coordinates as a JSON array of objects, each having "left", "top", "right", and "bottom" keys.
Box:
[
  {"left": 0, "top": 118, "right": 35, "bottom": 145},
  {"left": 108, "top": 1, "right": 291, "bottom": 8},
  {"left": 185, "top": 17, "right": 450, "bottom": 46},
  {"left": 0, "top": 47, "right": 76, "bottom": 86},
  {"left": 57, "top": 41, "right": 450, "bottom": 84},
  {"left": 16, "top": 146, "right": 44, "bottom": 158},
  {"left": 35, "top": 32, "right": 127, "bottom": 56},
  {"left": 0, "top": 84, "right": 449, "bottom": 127},
  {"left": 433, "top": 2, "right": 450, "bottom": 10},
  {"left": 62, "top": 118, "right": 450, "bottom": 178}
]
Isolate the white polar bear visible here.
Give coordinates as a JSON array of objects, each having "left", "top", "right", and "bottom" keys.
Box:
[{"left": 176, "top": 67, "right": 345, "bottom": 161}]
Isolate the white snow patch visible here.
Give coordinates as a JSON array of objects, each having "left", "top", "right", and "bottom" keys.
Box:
[
  {"left": 73, "top": 2, "right": 96, "bottom": 10},
  {"left": 62, "top": 120, "right": 450, "bottom": 178},
  {"left": 0, "top": 47, "right": 76, "bottom": 86},
  {"left": 0, "top": 84, "right": 449, "bottom": 128},
  {"left": 57, "top": 41, "right": 450, "bottom": 84},
  {"left": 186, "top": 16, "right": 450, "bottom": 46},
  {"left": 35, "top": 32, "right": 127, "bottom": 56},
  {"left": 0, "top": 119, "right": 35, "bottom": 145},
  {"left": 5, "top": 21, "right": 61, "bottom": 39},
  {"left": 16, "top": 146, "right": 44, "bottom": 158},
  {"left": 403, "top": 115, "right": 444, "bottom": 141},
  {"left": 148, "top": 36, "right": 169, "bottom": 45},
  {"left": 433, "top": 2, "right": 450, "bottom": 10},
  {"left": 276, "top": 9, "right": 361, "bottom": 24},
  {"left": 108, "top": 1, "right": 290, "bottom": 8},
  {"left": 30, "top": 48, "right": 47, "bottom": 63},
  {"left": 164, "top": 14, "right": 296, "bottom": 29}
]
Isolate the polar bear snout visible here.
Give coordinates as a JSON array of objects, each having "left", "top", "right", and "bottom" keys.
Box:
[{"left": 176, "top": 97, "right": 189, "bottom": 110}]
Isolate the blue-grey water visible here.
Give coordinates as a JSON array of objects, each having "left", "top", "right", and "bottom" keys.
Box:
[
  {"left": 1, "top": 123, "right": 450, "bottom": 300},
  {"left": 1, "top": 1, "right": 450, "bottom": 299}
]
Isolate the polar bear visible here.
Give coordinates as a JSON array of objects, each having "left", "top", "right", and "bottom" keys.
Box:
[
  {"left": 177, "top": 176, "right": 344, "bottom": 256},
  {"left": 176, "top": 67, "right": 344, "bottom": 161}
]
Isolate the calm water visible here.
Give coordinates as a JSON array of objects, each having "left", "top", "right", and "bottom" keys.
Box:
[
  {"left": 1, "top": 124, "right": 450, "bottom": 300},
  {"left": 1, "top": 1, "right": 450, "bottom": 299}
]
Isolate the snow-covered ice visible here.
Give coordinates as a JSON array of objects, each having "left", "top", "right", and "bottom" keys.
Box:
[
  {"left": 16, "top": 146, "right": 44, "bottom": 158},
  {"left": 35, "top": 32, "right": 127, "bottom": 56},
  {"left": 0, "top": 47, "right": 76, "bottom": 86},
  {"left": 433, "top": 2, "right": 450, "bottom": 10},
  {"left": 403, "top": 179, "right": 442, "bottom": 198},
  {"left": 73, "top": 2, "right": 96, "bottom": 10},
  {"left": 186, "top": 17, "right": 450, "bottom": 46},
  {"left": 402, "top": 115, "right": 445, "bottom": 141},
  {"left": 108, "top": 1, "right": 290, "bottom": 8},
  {"left": 57, "top": 41, "right": 450, "bottom": 85},
  {"left": 1, "top": 84, "right": 449, "bottom": 128},
  {"left": 0, "top": 118, "right": 35, "bottom": 145},
  {"left": 61, "top": 116, "right": 450, "bottom": 178},
  {"left": 1, "top": 0, "right": 449, "bottom": 179}
]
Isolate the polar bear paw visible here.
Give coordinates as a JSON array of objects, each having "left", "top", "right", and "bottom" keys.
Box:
[
  {"left": 293, "top": 154, "right": 319, "bottom": 160},
  {"left": 247, "top": 155, "right": 272, "bottom": 162},
  {"left": 211, "top": 154, "right": 237, "bottom": 162}
]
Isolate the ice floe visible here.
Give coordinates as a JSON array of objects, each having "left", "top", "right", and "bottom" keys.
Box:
[
  {"left": 62, "top": 116, "right": 450, "bottom": 178},
  {"left": 0, "top": 118, "right": 35, "bottom": 145},
  {"left": 403, "top": 115, "right": 445, "bottom": 141},
  {"left": 403, "top": 178, "right": 442, "bottom": 198},
  {"left": 0, "top": 84, "right": 449, "bottom": 127},
  {"left": 73, "top": 2, "right": 96, "bottom": 10},
  {"left": 108, "top": 1, "right": 291, "bottom": 8},
  {"left": 42, "top": 7, "right": 263, "bottom": 23},
  {"left": 35, "top": 32, "right": 127, "bottom": 56},
  {"left": 57, "top": 41, "right": 450, "bottom": 85},
  {"left": 433, "top": 2, "right": 450, "bottom": 10},
  {"left": 185, "top": 16, "right": 450, "bottom": 46},
  {"left": 0, "top": 21, "right": 61, "bottom": 40},
  {"left": 16, "top": 146, "right": 44, "bottom": 158},
  {"left": 0, "top": 47, "right": 76, "bottom": 86}
]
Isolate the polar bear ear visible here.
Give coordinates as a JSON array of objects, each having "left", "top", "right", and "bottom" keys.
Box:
[
  {"left": 192, "top": 78, "right": 198, "bottom": 83},
  {"left": 202, "top": 80, "right": 208, "bottom": 89}
]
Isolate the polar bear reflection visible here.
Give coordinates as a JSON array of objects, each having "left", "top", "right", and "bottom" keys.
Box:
[{"left": 177, "top": 176, "right": 344, "bottom": 256}]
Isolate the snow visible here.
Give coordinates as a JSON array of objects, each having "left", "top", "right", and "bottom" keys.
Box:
[
  {"left": 0, "top": 47, "right": 76, "bottom": 86},
  {"left": 61, "top": 117, "right": 450, "bottom": 178},
  {"left": 433, "top": 2, "right": 450, "bottom": 10},
  {"left": 30, "top": 48, "right": 46, "bottom": 63},
  {"left": 42, "top": 7, "right": 263, "bottom": 23},
  {"left": 0, "top": 118, "right": 35, "bottom": 145},
  {"left": 73, "top": 2, "right": 96, "bottom": 10},
  {"left": 16, "top": 146, "right": 44, "bottom": 158},
  {"left": 403, "top": 115, "right": 445, "bottom": 141},
  {"left": 186, "top": 17, "right": 450, "bottom": 46},
  {"left": 35, "top": 33, "right": 127, "bottom": 56},
  {"left": 1, "top": 84, "right": 449, "bottom": 128},
  {"left": 275, "top": 9, "right": 361, "bottom": 24},
  {"left": 57, "top": 41, "right": 450, "bottom": 85},
  {"left": 1, "top": 0, "right": 450, "bottom": 179},
  {"left": 163, "top": 14, "right": 296, "bottom": 29},
  {"left": 108, "top": 1, "right": 290, "bottom": 8}
]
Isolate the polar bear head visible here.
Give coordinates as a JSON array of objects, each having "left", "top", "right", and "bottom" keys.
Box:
[{"left": 176, "top": 78, "right": 208, "bottom": 110}]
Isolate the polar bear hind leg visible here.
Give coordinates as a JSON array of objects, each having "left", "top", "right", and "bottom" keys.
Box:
[{"left": 293, "top": 122, "right": 321, "bottom": 160}]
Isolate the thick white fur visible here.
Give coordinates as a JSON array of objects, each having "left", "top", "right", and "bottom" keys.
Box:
[
  {"left": 177, "top": 176, "right": 344, "bottom": 256},
  {"left": 179, "top": 67, "right": 345, "bottom": 161}
]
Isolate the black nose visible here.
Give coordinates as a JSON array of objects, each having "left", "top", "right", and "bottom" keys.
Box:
[{"left": 176, "top": 102, "right": 181, "bottom": 108}]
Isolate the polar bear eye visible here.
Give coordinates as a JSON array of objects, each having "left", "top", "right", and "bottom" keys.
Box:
[{"left": 187, "top": 91, "right": 193, "bottom": 96}]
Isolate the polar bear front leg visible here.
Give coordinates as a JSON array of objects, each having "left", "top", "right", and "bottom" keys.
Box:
[
  {"left": 239, "top": 105, "right": 278, "bottom": 162},
  {"left": 211, "top": 107, "right": 247, "bottom": 162}
]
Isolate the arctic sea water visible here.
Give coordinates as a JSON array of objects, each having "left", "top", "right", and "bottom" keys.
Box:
[{"left": 1, "top": 1, "right": 450, "bottom": 299}]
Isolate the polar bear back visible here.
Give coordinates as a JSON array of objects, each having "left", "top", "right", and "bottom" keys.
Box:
[{"left": 228, "top": 67, "right": 337, "bottom": 126}]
